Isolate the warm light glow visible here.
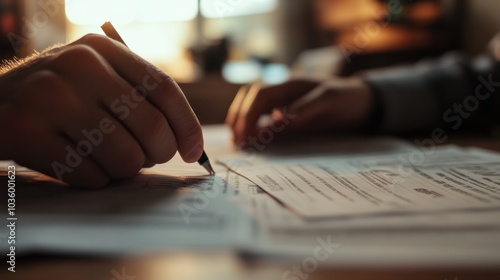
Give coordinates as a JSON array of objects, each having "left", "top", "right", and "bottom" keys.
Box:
[
  {"left": 136, "top": 0, "right": 198, "bottom": 23},
  {"left": 66, "top": 0, "right": 198, "bottom": 25},
  {"left": 406, "top": 1, "right": 441, "bottom": 24},
  {"left": 66, "top": 22, "right": 197, "bottom": 82},
  {"left": 337, "top": 26, "right": 432, "bottom": 53},
  {"left": 66, "top": 0, "right": 280, "bottom": 82},
  {"left": 66, "top": 0, "right": 136, "bottom": 25},
  {"left": 200, "top": 0, "right": 277, "bottom": 18},
  {"left": 315, "top": 0, "right": 384, "bottom": 29}
]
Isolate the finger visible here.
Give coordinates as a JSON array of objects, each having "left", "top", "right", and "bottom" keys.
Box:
[
  {"left": 285, "top": 88, "right": 339, "bottom": 132},
  {"left": 283, "top": 107, "right": 326, "bottom": 132},
  {"left": 103, "top": 89, "right": 178, "bottom": 165},
  {"left": 47, "top": 45, "right": 178, "bottom": 165},
  {"left": 233, "top": 81, "right": 318, "bottom": 144},
  {"left": 289, "top": 82, "right": 372, "bottom": 132},
  {"left": 13, "top": 132, "right": 109, "bottom": 188},
  {"left": 143, "top": 160, "right": 156, "bottom": 168},
  {"left": 232, "top": 84, "right": 264, "bottom": 144},
  {"left": 225, "top": 85, "right": 250, "bottom": 128},
  {"left": 4, "top": 70, "right": 109, "bottom": 188},
  {"left": 62, "top": 107, "right": 146, "bottom": 180},
  {"left": 72, "top": 34, "right": 203, "bottom": 163},
  {"left": 289, "top": 85, "right": 327, "bottom": 116}
]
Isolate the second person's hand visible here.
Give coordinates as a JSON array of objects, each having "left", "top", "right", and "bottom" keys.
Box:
[{"left": 226, "top": 78, "right": 375, "bottom": 146}]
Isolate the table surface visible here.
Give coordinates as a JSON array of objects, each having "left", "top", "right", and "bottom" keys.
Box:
[{"left": 2, "top": 126, "right": 500, "bottom": 280}]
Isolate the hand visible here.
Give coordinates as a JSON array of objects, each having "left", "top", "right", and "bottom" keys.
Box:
[
  {"left": 226, "top": 78, "right": 375, "bottom": 145},
  {"left": 489, "top": 32, "right": 500, "bottom": 60},
  {"left": 0, "top": 34, "right": 203, "bottom": 188}
]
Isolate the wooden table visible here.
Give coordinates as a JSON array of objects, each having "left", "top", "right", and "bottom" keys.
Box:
[{"left": 3, "top": 253, "right": 500, "bottom": 280}]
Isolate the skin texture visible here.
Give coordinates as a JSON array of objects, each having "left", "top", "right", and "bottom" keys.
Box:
[
  {"left": 226, "top": 78, "right": 375, "bottom": 145},
  {"left": 0, "top": 34, "right": 204, "bottom": 188}
]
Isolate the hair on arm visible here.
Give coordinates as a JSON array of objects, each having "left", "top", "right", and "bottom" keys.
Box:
[{"left": 0, "top": 43, "right": 64, "bottom": 75}]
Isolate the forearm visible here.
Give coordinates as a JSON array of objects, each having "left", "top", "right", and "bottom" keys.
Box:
[{"left": 362, "top": 54, "right": 500, "bottom": 135}]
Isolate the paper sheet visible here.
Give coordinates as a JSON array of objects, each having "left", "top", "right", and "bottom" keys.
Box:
[
  {"left": 220, "top": 147, "right": 500, "bottom": 218},
  {"left": 0, "top": 162, "right": 255, "bottom": 255},
  {"left": 2, "top": 126, "right": 500, "bottom": 266},
  {"left": 224, "top": 166, "right": 500, "bottom": 266}
]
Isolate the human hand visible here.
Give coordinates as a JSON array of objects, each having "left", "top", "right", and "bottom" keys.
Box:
[
  {"left": 489, "top": 32, "right": 500, "bottom": 59},
  {"left": 226, "top": 78, "right": 375, "bottom": 145},
  {"left": 0, "top": 34, "right": 203, "bottom": 188}
]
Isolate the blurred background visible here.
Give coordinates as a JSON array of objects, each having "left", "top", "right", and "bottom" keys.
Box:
[{"left": 1, "top": 0, "right": 499, "bottom": 124}]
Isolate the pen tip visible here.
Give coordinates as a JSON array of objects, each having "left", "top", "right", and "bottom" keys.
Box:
[{"left": 202, "top": 161, "right": 216, "bottom": 176}]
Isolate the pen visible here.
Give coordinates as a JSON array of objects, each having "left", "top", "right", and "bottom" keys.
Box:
[{"left": 101, "top": 21, "right": 215, "bottom": 176}]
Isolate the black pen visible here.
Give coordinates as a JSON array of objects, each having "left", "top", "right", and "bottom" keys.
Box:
[{"left": 101, "top": 21, "right": 215, "bottom": 176}]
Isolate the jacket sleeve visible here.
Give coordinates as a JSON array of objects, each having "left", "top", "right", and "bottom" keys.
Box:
[{"left": 362, "top": 48, "right": 500, "bottom": 135}]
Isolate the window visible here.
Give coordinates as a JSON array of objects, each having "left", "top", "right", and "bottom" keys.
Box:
[
  {"left": 200, "top": 0, "right": 278, "bottom": 18},
  {"left": 66, "top": 0, "right": 198, "bottom": 25},
  {"left": 65, "top": 0, "right": 280, "bottom": 82}
]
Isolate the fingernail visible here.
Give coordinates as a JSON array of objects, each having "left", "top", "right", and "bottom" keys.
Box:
[{"left": 187, "top": 144, "right": 203, "bottom": 163}]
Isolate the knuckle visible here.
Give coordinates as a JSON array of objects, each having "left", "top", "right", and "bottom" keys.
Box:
[
  {"left": 50, "top": 45, "right": 103, "bottom": 73},
  {"left": 26, "top": 70, "right": 63, "bottom": 91},
  {"left": 114, "top": 145, "right": 145, "bottom": 179},
  {"left": 166, "top": 95, "right": 186, "bottom": 114},
  {"left": 22, "top": 70, "right": 70, "bottom": 105},
  {"left": 147, "top": 110, "right": 168, "bottom": 140},
  {"left": 157, "top": 137, "right": 177, "bottom": 164},
  {"left": 78, "top": 33, "right": 113, "bottom": 48},
  {"left": 157, "top": 76, "right": 183, "bottom": 103},
  {"left": 145, "top": 112, "right": 178, "bottom": 163},
  {"left": 162, "top": 86, "right": 185, "bottom": 109},
  {"left": 159, "top": 71, "right": 175, "bottom": 86},
  {"left": 25, "top": 70, "right": 86, "bottom": 115},
  {"left": 182, "top": 122, "right": 203, "bottom": 143}
]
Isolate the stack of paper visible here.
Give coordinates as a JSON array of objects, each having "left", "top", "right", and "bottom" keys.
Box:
[
  {"left": 1, "top": 131, "right": 500, "bottom": 266},
  {"left": 219, "top": 145, "right": 500, "bottom": 265},
  {"left": 220, "top": 146, "right": 500, "bottom": 218}
]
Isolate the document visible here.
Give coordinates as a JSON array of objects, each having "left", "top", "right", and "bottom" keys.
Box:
[
  {"left": 220, "top": 147, "right": 500, "bottom": 218},
  {"left": 0, "top": 161, "right": 255, "bottom": 255},
  {"left": 2, "top": 125, "right": 500, "bottom": 266},
  {"left": 223, "top": 167, "right": 500, "bottom": 266}
]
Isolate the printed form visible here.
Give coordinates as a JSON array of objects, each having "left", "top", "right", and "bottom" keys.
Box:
[
  {"left": 0, "top": 161, "right": 255, "bottom": 255},
  {"left": 220, "top": 147, "right": 500, "bottom": 218}
]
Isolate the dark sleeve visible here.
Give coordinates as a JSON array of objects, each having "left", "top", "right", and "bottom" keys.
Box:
[{"left": 362, "top": 53, "right": 500, "bottom": 135}]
